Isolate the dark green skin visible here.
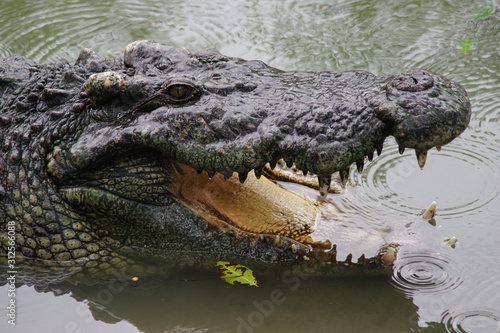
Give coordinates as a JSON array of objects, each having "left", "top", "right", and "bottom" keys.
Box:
[{"left": 0, "top": 41, "right": 471, "bottom": 274}]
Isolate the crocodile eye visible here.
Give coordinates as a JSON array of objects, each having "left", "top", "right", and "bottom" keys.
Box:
[
  {"left": 168, "top": 85, "right": 189, "bottom": 99},
  {"left": 164, "top": 81, "right": 201, "bottom": 104}
]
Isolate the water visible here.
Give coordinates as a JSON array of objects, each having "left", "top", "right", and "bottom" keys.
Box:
[{"left": 1, "top": 0, "right": 500, "bottom": 332}]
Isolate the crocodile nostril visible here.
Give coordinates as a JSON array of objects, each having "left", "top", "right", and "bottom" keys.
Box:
[{"left": 391, "top": 70, "right": 434, "bottom": 92}]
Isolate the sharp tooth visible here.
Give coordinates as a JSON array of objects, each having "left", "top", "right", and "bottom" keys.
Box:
[
  {"left": 382, "top": 247, "right": 396, "bottom": 265},
  {"left": 269, "top": 161, "right": 277, "bottom": 170},
  {"left": 376, "top": 143, "right": 383, "bottom": 156},
  {"left": 340, "top": 168, "right": 349, "bottom": 187},
  {"left": 302, "top": 170, "right": 308, "bottom": 176},
  {"left": 254, "top": 167, "right": 263, "bottom": 179},
  {"left": 344, "top": 253, "right": 353, "bottom": 265},
  {"left": 415, "top": 150, "right": 428, "bottom": 169},
  {"left": 238, "top": 172, "right": 248, "bottom": 183},
  {"left": 318, "top": 175, "right": 332, "bottom": 201},
  {"left": 196, "top": 169, "right": 203, "bottom": 175},
  {"left": 446, "top": 236, "right": 457, "bottom": 247},
  {"left": 356, "top": 160, "right": 365, "bottom": 173},
  {"left": 399, "top": 146, "right": 405, "bottom": 155},
  {"left": 436, "top": 146, "right": 442, "bottom": 151},
  {"left": 284, "top": 158, "right": 294, "bottom": 168},
  {"left": 208, "top": 172, "right": 215, "bottom": 179},
  {"left": 421, "top": 201, "right": 437, "bottom": 219},
  {"left": 224, "top": 173, "right": 232, "bottom": 180},
  {"left": 367, "top": 152, "right": 374, "bottom": 161}
]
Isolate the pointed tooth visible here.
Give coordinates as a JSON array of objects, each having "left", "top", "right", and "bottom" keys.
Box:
[
  {"left": 208, "top": 172, "right": 215, "bottom": 179},
  {"left": 382, "top": 247, "right": 396, "bottom": 265},
  {"left": 421, "top": 201, "right": 437, "bottom": 219},
  {"left": 436, "top": 146, "right": 442, "bottom": 151},
  {"left": 284, "top": 158, "right": 294, "bottom": 168},
  {"left": 446, "top": 236, "right": 457, "bottom": 247},
  {"left": 399, "top": 146, "right": 405, "bottom": 155},
  {"left": 356, "top": 160, "right": 365, "bottom": 173},
  {"left": 340, "top": 168, "right": 349, "bottom": 187},
  {"left": 367, "top": 152, "right": 374, "bottom": 162},
  {"left": 318, "top": 175, "right": 332, "bottom": 201},
  {"left": 302, "top": 170, "right": 308, "bottom": 176},
  {"left": 224, "top": 173, "right": 232, "bottom": 180},
  {"left": 196, "top": 169, "right": 203, "bottom": 175},
  {"left": 269, "top": 161, "right": 277, "bottom": 170},
  {"left": 238, "top": 172, "right": 248, "bottom": 183},
  {"left": 344, "top": 253, "right": 353, "bottom": 265},
  {"left": 376, "top": 143, "right": 383, "bottom": 156},
  {"left": 254, "top": 167, "right": 263, "bottom": 179},
  {"left": 415, "top": 150, "right": 428, "bottom": 169}
]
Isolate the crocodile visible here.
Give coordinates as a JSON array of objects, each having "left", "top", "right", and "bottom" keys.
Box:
[{"left": 0, "top": 41, "right": 471, "bottom": 275}]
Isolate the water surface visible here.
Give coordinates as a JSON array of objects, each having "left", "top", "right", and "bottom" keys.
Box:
[{"left": 1, "top": 0, "right": 500, "bottom": 332}]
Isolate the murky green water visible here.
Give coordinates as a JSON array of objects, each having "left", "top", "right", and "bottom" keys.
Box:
[{"left": 1, "top": 0, "right": 500, "bottom": 332}]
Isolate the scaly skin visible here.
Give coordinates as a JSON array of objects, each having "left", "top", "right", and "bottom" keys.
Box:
[{"left": 0, "top": 41, "right": 471, "bottom": 275}]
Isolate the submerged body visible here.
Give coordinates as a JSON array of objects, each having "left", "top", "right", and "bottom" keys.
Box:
[{"left": 0, "top": 41, "right": 470, "bottom": 274}]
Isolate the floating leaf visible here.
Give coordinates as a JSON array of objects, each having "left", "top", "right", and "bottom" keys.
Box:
[
  {"left": 475, "top": 4, "right": 495, "bottom": 20},
  {"left": 216, "top": 261, "right": 258, "bottom": 287},
  {"left": 457, "top": 40, "right": 473, "bottom": 56}
]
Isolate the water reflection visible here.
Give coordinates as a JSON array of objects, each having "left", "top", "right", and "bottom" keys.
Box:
[{"left": 0, "top": 267, "right": 426, "bottom": 333}]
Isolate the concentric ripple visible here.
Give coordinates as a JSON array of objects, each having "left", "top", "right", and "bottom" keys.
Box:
[
  {"left": 0, "top": 1, "right": 209, "bottom": 63},
  {"left": 355, "top": 136, "right": 500, "bottom": 219},
  {"left": 0, "top": 1, "right": 132, "bottom": 62},
  {"left": 391, "top": 249, "right": 464, "bottom": 295},
  {"left": 442, "top": 309, "right": 500, "bottom": 333}
]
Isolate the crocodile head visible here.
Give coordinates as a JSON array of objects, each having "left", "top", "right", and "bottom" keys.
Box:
[{"left": 4, "top": 41, "right": 470, "bottom": 270}]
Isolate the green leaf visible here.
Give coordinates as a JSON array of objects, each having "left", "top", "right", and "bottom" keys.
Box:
[
  {"left": 475, "top": 4, "right": 495, "bottom": 20},
  {"left": 457, "top": 40, "right": 473, "bottom": 56},
  {"left": 216, "top": 261, "right": 259, "bottom": 287}
]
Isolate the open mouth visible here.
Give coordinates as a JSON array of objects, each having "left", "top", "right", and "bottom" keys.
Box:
[
  {"left": 170, "top": 161, "right": 328, "bottom": 246},
  {"left": 54, "top": 139, "right": 407, "bottom": 255},
  {"left": 49, "top": 127, "right": 447, "bottom": 269},
  {"left": 54, "top": 148, "right": 341, "bottom": 249}
]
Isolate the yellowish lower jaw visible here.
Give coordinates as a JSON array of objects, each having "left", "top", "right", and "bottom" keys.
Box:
[{"left": 170, "top": 163, "right": 330, "bottom": 248}]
